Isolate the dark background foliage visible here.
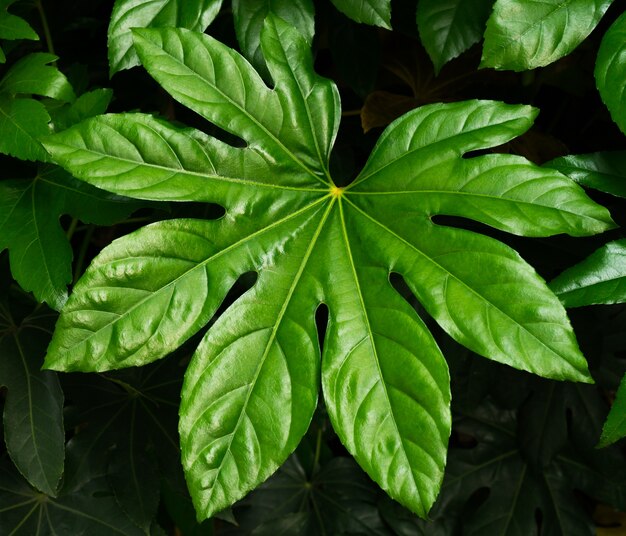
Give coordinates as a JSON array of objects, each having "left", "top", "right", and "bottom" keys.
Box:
[{"left": 1, "top": 0, "right": 626, "bottom": 534}]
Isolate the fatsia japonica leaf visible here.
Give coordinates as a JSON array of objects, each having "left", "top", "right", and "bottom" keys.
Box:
[
  {"left": 596, "top": 10, "right": 626, "bottom": 136},
  {"left": 482, "top": 0, "right": 615, "bottom": 71},
  {"left": 43, "top": 16, "right": 612, "bottom": 520},
  {"left": 108, "top": 0, "right": 223, "bottom": 75},
  {"left": 0, "top": 300, "right": 64, "bottom": 497},
  {"left": 232, "top": 0, "right": 314, "bottom": 77},
  {"left": 0, "top": 167, "right": 140, "bottom": 310},
  {"left": 416, "top": 0, "right": 494, "bottom": 74},
  {"left": 0, "top": 0, "right": 38, "bottom": 63},
  {"left": 329, "top": 0, "right": 391, "bottom": 29}
]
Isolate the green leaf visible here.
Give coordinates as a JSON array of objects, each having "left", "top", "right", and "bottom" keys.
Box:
[
  {"left": 599, "top": 374, "right": 626, "bottom": 447},
  {"left": 596, "top": 10, "right": 626, "bottom": 135},
  {"left": 50, "top": 88, "right": 114, "bottom": 132},
  {"left": 44, "top": 16, "right": 611, "bottom": 519},
  {"left": 232, "top": 0, "right": 315, "bottom": 77},
  {"left": 0, "top": 95, "right": 51, "bottom": 160},
  {"left": 482, "top": 0, "right": 615, "bottom": 71},
  {"left": 550, "top": 239, "right": 626, "bottom": 307},
  {"left": 0, "top": 301, "right": 64, "bottom": 496},
  {"left": 329, "top": 0, "right": 391, "bottom": 29},
  {"left": 0, "top": 53, "right": 75, "bottom": 102},
  {"left": 107, "top": 0, "right": 223, "bottom": 75},
  {"left": 417, "top": 0, "right": 494, "bottom": 74},
  {"left": 0, "top": 0, "right": 38, "bottom": 63},
  {"left": 545, "top": 151, "right": 626, "bottom": 198},
  {"left": 0, "top": 167, "right": 140, "bottom": 309}
]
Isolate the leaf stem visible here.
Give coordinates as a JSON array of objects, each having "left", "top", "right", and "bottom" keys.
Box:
[
  {"left": 312, "top": 426, "right": 322, "bottom": 476},
  {"left": 73, "top": 224, "right": 94, "bottom": 283},
  {"left": 65, "top": 217, "right": 78, "bottom": 240},
  {"left": 35, "top": 0, "right": 55, "bottom": 56}
]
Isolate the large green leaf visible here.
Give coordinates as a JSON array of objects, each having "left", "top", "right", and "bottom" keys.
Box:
[
  {"left": 417, "top": 0, "right": 494, "bottom": 74},
  {"left": 596, "top": 10, "right": 626, "bottom": 135},
  {"left": 0, "top": 168, "right": 140, "bottom": 310},
  {"left": 107, "top": 0, "right": 223, "bottom": 75},
  {"left": 232, "top": 0, "right": 314, "bottom": 76},
  {"left": 482, "top": 0, "right": 615, "bottom": 71},
  {"left": 329, "top": 0, "right": 391, "bottom": 29},
  {"left": 0, "top": 0, "right": 38, "bottom": 63},
  {"left": 0, "top": 300, "right": 64, "bottom": 497},
  {"left": 43, "top": 16, "right": 612, "bottom": 520}
]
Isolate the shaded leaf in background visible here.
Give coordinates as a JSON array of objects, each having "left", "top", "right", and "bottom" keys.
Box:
[
  {"left": 0, "top": 0, "right": 38, "bottom": 63},
  {"left": 49, "top": 88, "right": 113, "bottom": 132},
  {"left": 41, "top": 15, "right": 613, "bottom": 521},
  {"left": 596, "top": 10, "right": 626, "bottom": 136},
  {"left": 232, "top": 0, "right": 314, "bottom": 77},
  {"left": 0, "top": 300, "right": 63, "bottom": 497},
  {"left": 482, "top": 0, "right": 614, "bottom": 71},
  {"left": 61, "top": 359, "right": 184, "bottom": 531},
  {"left": 107, "top": 0, "right": 223, "bottom": 75},
  {"left": 223, "top": 454, "right": 389, "bottom": 535},
  {"left": 0, "top": 459, "right": 145, "bottom": 535},
  {"left": 329, "top": 0, "right": 391, "bottom": 29},
  {"left": 546, "top": 151, "right": 626, "bottom": 198},
  {"left": 599, "top": 374, "right": 626, "bottom": 447},
  {"left": 0, "top": 167, "right": 140, "bottom": 310},
  {"left": 416, "top": 0, "right": 494, "bottom": 74}
]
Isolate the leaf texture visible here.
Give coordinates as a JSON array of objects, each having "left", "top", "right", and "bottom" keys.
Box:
[
  {"left": 482, "top": 0, "right": 614, "bottom": 71},
  {"left": 329, "top": 0, "right": 391, "bottom": 29},
  {"left": 596, "top": 10, "right": 626, "bottom": 135},
  {"left": 43, "top": 15, "right": 612, "bottom": 520},
  {"left": 599, "top": 374, "right": 626, "bottom": 447},
  {"left": 0, "top": 0, "right": 38, "bottom": 63}
]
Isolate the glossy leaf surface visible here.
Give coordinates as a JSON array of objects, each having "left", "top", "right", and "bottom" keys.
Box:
[
  {"left": 108, "top": 0, "right": 223, "bottom": 74},
  {"left": 0, "top": 301, "right": 64, "bottom": 496},
  {"left": 599, "top": 374, "right": 626, "bottom": 447},
  {"left": 482, "top": 0, "right": 614, "bottom": 71},
  {"left": 232, "top": 0, "right": 314, "bottom": 76},
  {"left": 596, "top": 11, "right": 626, "bottom": 135},
  {"left": 546, "top": 151, "right": 626, "bottom": 198},
  {"left": 0, "top": 168, "right": 140, "bottom": 310},
  {"left": 417, "top": 0, "right": 493, "bottom": 74},
  {"left": 0, "top": 0, "right": 38, "bottom": 63},
  {"left": 329, "top": 0, "right": 391, "bottom": 29},
  {"left": 43, "top": 16, "right": 611, "bottom": 519}
]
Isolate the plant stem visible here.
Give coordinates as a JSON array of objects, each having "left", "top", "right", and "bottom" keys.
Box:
[
  {"left": 65, "top": 217, "right": 78, "bottom": 240},
  {"left": 312, "top": 426, "right": 322, "bottom": 476},
  {"left": 73, "top": 224, "right": 94, "bottom": 283},
  {"left": 35, "top": 0, "right": 55, "bottom": 55}
]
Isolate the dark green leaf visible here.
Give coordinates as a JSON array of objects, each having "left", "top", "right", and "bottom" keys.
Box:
[
  {"left": 596, "top": 10, "right": 626, "bottom": 135},
  {"left": 545, "top": 151, "right": 626, "bottom": 198},
  {"left": 417, "top": 0, "right": 494, "bottom": 74},
  {"left": 0, "top": 0, "right": 38, "bottom": 63},
  {"left": 232, "top": 0, "right": 314, "bottom": 77},
  {"left": 50, "top": 88, "right": 114, "bottom": 132},
  {"left": 482, "top": 0, "right": 614, "bottom": 71},
  {"left": 329, "top": 0, "right": 391, "bottom": 29},
  {"left": 599, "top": 373, "right": 626, "bottom": 447},
  {"left": 43, "top": 16, "right": 612, "bottom": 520},
  {"left": 0, "top": 301, "right": 63, "bottom": 496},
  {"left": 0, "top": 167, "right": 140, "bottom": 309},
  {"left": 0, "top": 460, "right": 145, "bottom": 535},
  {"left": 108, "top": 0, "right": 223, "bottom": 75}
]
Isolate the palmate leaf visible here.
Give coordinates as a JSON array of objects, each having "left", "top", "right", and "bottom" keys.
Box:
[
  {"left": 482, "top": 0, "right": 615, "bottom": 71},
  {"left": 416, "top": 0, "right": 494, "bottom": 74},
  {"left": 42, "top": 16, "right": 613, "bottom": 519}
]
